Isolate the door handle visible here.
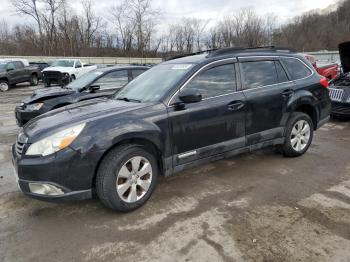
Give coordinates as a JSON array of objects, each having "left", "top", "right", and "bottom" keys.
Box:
[
  {"left": 228, "top": 101, "right": 245, "bottom": 111},
  {"left": 282, "top": 89, "right": 294, "bottom": 97}
]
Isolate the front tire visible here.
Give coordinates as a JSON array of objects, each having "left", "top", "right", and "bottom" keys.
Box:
[
  {"left": 278, "top": 112, "right": 314, "bottom": 157},
  {"left": 30, "top": 74, "right": 39, "bottom": 86},
  {"left": 96, "top": 144, "right": 159, "bottom": 212}
]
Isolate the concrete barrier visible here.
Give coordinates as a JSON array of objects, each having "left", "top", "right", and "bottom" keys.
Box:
[{"left": 0, "top": 55, "right": 162, "bottom": 65}]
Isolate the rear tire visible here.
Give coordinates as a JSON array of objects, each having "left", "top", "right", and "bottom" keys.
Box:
[
  {"left": 30, "top": 74, "right": 39, "bottom": 86},
  {"left": 278, "top": 112, "right": 314, "bottom": 157},
  {"left": 96, "top": 144, "right": 159, "bottom": 212},
  {"left": 0, "top": 80, "right": 9, "bottom": 92}
]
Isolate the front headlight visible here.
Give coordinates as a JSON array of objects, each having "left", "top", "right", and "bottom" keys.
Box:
[
  {"left": 26, "top": 103, "right": 43, "bottom": 111},
  {"left": 26, "top": 123, "right": 86, "bottom": 156}
]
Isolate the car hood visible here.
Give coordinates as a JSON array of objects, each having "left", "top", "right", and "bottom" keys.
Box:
[
  {"left": 339, "top": 41, "right": 350, "bottom": 73},
  {"left": 23, "top": 86, "right": 76, "bottom": 104},
  {"left": 42, "top": 66, "right": 74, "bottom": 73},
  {"left": 24, "top": 98, "right": 152, "bottom": 140}
]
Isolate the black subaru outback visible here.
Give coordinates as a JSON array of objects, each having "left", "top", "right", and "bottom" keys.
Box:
[{"left": 12, "top": 47, "right": 331, "bottom": 212}]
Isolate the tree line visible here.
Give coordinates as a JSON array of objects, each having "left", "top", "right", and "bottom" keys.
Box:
[{"left": 0, "top": 0, "right": 349, "bottom": 58}]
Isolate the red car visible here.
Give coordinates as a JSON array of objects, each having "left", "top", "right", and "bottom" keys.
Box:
[{"left": 303, "top": 54, "right": 340, "bottom": 80}]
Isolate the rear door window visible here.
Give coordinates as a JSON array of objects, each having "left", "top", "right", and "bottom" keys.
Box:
[
  {"left": 94, "top": 70, "right": 129, "bottom": 90},
  {"left": 241, "top": 61, "right": 278, "bottom": 89},
  {"left": 184, "top": 63, "right": 236, "bottom": 99},
  {"left": 132, "top": 69, "right": 147, "bottom": 79},
  {"left": 281, "top": 58, "right": 312, "bottom": 80},
  {"left": 14, "top": 61, "right": 24, "bottom": 69}
]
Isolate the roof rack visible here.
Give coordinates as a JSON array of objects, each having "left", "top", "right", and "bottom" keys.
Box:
[
  {"left": 206, "top": 46, "right": 297, "bottom": 58},
  {"left": 165, "top": 46, "right": 296, "bottom": 61}
]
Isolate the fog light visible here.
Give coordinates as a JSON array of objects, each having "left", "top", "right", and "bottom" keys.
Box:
[{"left": 29, "top": 183, "right": 64, "bottom": 196}]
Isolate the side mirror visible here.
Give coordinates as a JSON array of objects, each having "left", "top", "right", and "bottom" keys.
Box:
[
  {"left": 179, "top": 88, "right": 202, "bottom": 103},
  {"left": 7, "top": 67, "right": 14, "bottom": 72},
  {"left": 88, "top": 85, "right": 100, "bottom": 92},
  {"left": 75, "top": 64, "right": 82, "bottom": 68}
]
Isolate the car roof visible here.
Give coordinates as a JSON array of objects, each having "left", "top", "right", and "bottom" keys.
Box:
[{"left": 96, "top": 65, "right": 150, "bottom": 73}]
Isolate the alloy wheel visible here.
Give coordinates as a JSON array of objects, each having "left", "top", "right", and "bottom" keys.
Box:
[
  {"left": 116, "top": 156, "right": 153, "bottom": 203},
  {"left": 290, "top": 120, "right": 311, "bottom": 152}
]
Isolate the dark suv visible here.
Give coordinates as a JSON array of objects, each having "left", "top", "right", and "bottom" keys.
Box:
[{"left": 12, "top": 47, "right": 331, "bottom": 212}]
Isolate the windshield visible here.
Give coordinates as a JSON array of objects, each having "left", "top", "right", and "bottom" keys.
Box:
[
  {"left": 51, "top": 60, "right": 75, "bottom": 67},
  {"left": 66, "top": 70, "right": 104, "bottom": 90},
  {"left": 115, "top": 63, "right": 193, "bottom": 102},
  {"left": 0, "top": 63, "right": 6, "bottom": 71}
]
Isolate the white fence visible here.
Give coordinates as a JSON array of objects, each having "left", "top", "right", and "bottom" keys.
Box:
[
  {"left": 307, "top": 51, "right": 340, "bottom": 66},
  {"left": 0, "top": 55, "right": 162, "bottom": 65}
]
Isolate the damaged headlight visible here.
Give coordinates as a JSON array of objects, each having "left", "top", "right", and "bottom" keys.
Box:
[
  {"left": 26, "top": 123, "right": 86, "bottom": 156},
  {"left": 26, "top": 103, "right": 44, "bottom": 111}
]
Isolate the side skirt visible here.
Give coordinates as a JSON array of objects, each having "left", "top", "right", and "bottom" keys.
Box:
[{"left": 165, "top": 137, "right": 285, "bottom": 176}]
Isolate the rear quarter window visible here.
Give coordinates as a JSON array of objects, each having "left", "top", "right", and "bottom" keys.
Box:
[{"left": 282, "top": 58, "right": 312, "bottom": 80}]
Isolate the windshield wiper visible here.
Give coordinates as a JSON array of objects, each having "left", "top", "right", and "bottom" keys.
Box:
[{"left": 117, "top": 97, "right": 141, "bottom": 103}]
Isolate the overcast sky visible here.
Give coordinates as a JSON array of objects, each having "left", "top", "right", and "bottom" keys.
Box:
[{"left": 1, "top": 0, "right": 340, "bottom": 28}]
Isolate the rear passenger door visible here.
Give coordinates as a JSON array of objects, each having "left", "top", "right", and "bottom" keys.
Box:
[{"left": 239, "top": 57, "right": 294, "bottom": 145}]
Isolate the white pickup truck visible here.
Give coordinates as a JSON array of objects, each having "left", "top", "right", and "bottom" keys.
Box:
[{"left": 42, "top": 59, "right": 97, "bottom": 87}]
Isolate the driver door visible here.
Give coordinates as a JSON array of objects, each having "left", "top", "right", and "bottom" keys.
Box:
[{"left": 167, "top": 60, "right": 246, "bottom": 166}]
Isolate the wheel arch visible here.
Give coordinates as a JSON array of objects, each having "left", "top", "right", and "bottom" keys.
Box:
[
  {"left": 287, "top": 90, "right": 319, "bottom": 130},
  {"left": 92, "top": 136, "right": 165, "bottom": 189},
  {"left": 0, "top": 77, "right": 9, "bottom": 83},
  {"left": 294, "top": 104, "right": 317, "bottom": 130}
]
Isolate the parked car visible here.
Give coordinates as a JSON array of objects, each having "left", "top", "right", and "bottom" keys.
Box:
[
  {"left": 0, "top": 58, "right": 30, "bottom": 66},
  {"left": 329, "top": 41, "right": 350, "bottom": 118},
  {"left": 303, "top": 54, "right": 340, "bottom": 79},
  {"left": 42, "top": 59, "right": 97, "bottom": 87},
  {"left": 12, "top": 47, "right": 331, "bottom": 212},
  {"left": 15, "top": 65, "right": 149, "bottom": 126},
  {"left": 29, "top": 62, "right": 50, "bottom": 72},
  {"left": 0, "top": 60, "right": 41, "bottom": 91}
]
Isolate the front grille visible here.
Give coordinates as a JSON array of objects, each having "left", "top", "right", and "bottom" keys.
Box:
[
  {"left": 43, "top": 71, "right": 62, "bottom": 78},
  {"left": 329, "top": 88, "right": 344, "bottom": 102},
  {"left": 15, "top": 141, "right": 25, "bottom": 156}
]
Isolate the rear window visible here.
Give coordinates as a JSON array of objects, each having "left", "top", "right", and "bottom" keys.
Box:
[
  {"left": 241, "top": 61, "right": 278, "bottom": 89},
  {"left": 281, "top": 58, "right": 312, "bottom": 80}
]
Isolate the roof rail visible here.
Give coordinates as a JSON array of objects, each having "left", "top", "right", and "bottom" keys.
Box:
[
  {"left": 165, "top": 49, "right": 218, "bottom": 61},
  {"left": 206, "top": 46, "right": 297, "bottom": 58}
]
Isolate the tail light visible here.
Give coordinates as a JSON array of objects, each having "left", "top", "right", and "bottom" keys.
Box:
[{"left": 320, "top": 77, "right": 329, "bottom": 88}]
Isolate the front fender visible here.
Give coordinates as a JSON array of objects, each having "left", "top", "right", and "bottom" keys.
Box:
[{"left": 72, "top": 119, "right": 165, "bottom": 156}]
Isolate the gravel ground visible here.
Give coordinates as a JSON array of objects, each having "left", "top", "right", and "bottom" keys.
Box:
[{"left": 1, "top": 83, "right": 350, "bottom": 262}]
